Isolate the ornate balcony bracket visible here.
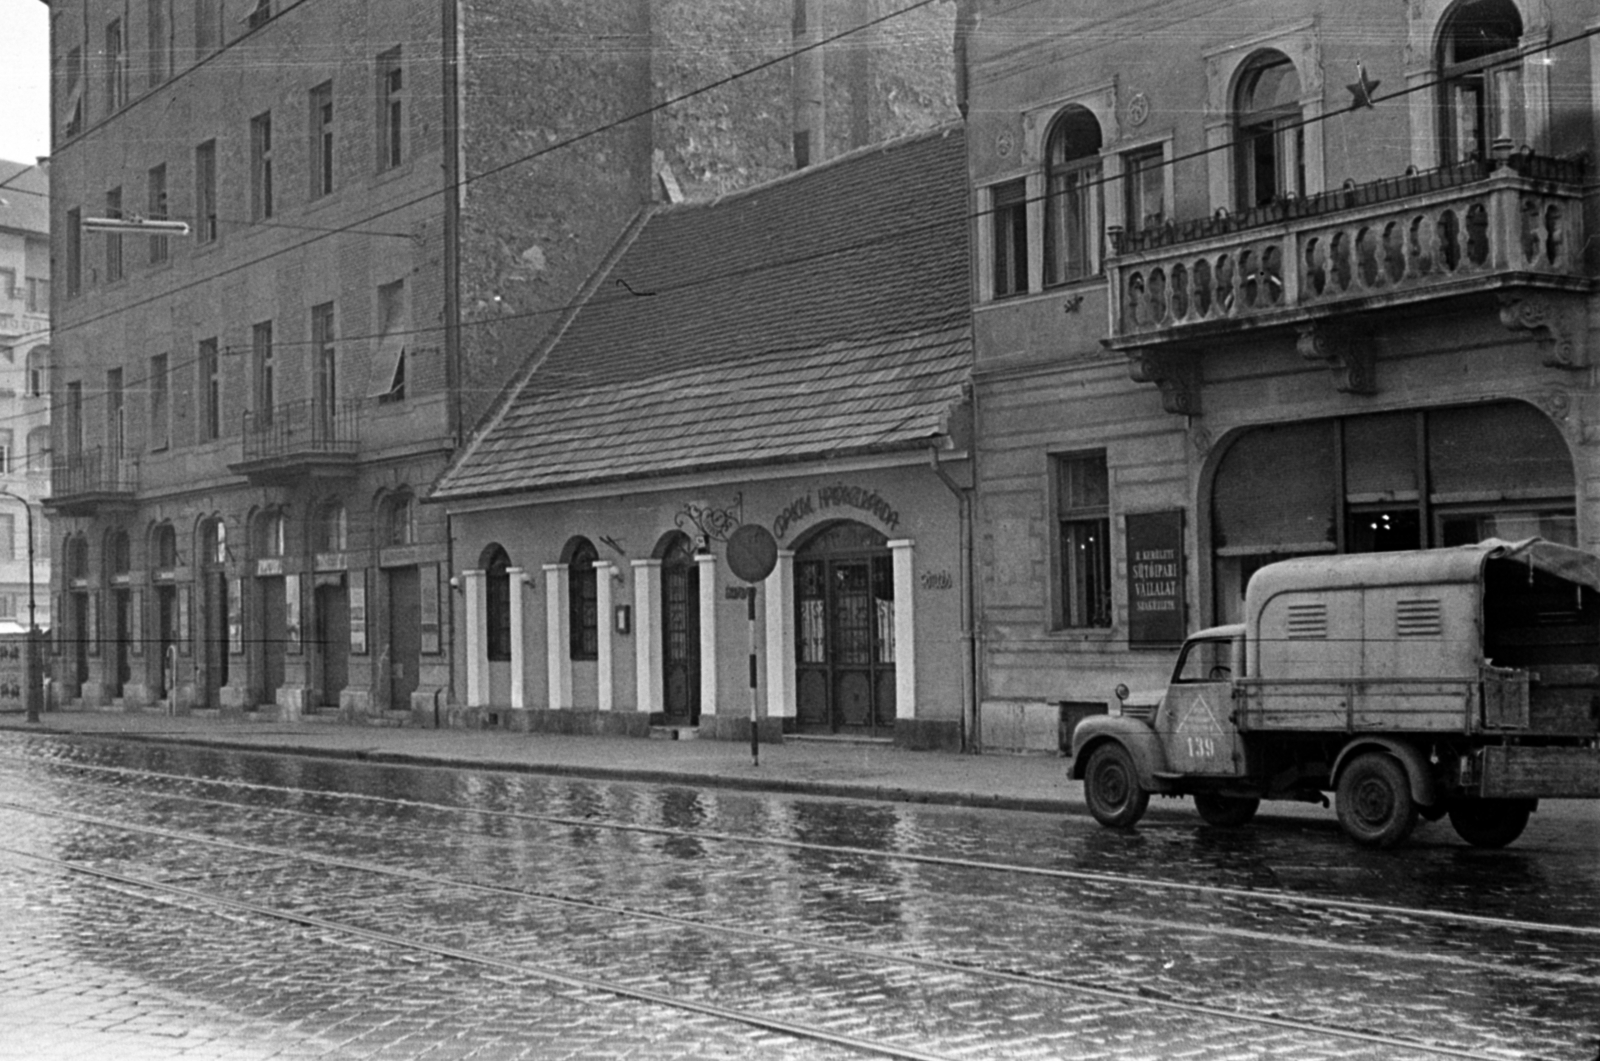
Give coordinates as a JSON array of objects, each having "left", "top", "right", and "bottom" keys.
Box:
[
  {"left": 1296, "top": 323, "right": 1376, "bottom": 395},
  {"left": 1498, "top": 292, "right": 1587, "bottom": 371},
  {"left": 1127, "top": 349, "right": 1201, "bottom": 416}
]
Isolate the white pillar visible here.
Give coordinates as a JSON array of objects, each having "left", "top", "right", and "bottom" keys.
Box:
[
  {"left": 507, "top": 566, "right": 526, "bottom": 709},
  {"left": 594, "top": 560, "right": 615, "bottom": 712},
  {"left": 633, "top": 559, "right": 662, "bottom": 716},
  {"left": 543, "top": 562, "right": 571, "bottom": 710},
  {"left": 889, "top": 539, "right": 917, "bottom": 719},
  {"left": 462, "top": 569, "right": 487, "bottom": 708},
  {"left": 696, "top": 552, "right": 719, "bottom": 717},
  {"left": 765, "top": 550, "right": 796, "bottom": 720}
]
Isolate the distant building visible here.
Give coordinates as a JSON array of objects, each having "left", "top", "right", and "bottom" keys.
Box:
[
  {"left": 0, "top": 160, "right": 51, "bottom": 635},
  {"left": 42, "top": 0, "right": 956, "bottom": 717},
  {"left": 962, "top": 0, "right": 1599, "bottom": 750}
]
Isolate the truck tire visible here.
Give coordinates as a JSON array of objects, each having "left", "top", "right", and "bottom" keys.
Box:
[
  {"left": 1336, "top": 752, "right": 1418, "bottom": 848},
  {"left": 1448, "top": 799, "right": 1533, "bottom": 849},
  {"left": 1193, "top": 792, "right": 1259, "bottom": 828},
  {"left": 1083, "top": 743, "right": 1149, "bottom": 828}
]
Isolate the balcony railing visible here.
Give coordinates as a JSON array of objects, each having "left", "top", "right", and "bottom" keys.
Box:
[
  {"left": 49, "top": 446, "right": 139, "bottom": 513},
  {"left": 1107, "top": 154, "right": 1587, "bottom": 347},
  {"left": 234, "top": 397, "right": 361, "bottom": 478}
]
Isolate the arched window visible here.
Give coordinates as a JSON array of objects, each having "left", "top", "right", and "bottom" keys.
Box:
[
  {"left": 567, "top": 537, "right": 598, "bottom": 661},
  {"left": 256, "top": 510, "right": 285, "bottom": 558},
  {"left": 200, "top": 516, "right": 227, "bottom": 567},
  {"left": 66, "top": 535, "right": 90, "bottom": 580},
  {"left": 1234, "top": 50, "right": 1304, "bottom": 209},
  {"left": 153, "top": 523, "right": 178, "bottom": 570},
  {"left": 25, "top": 346, "right": 48, "bottom": 398},
  {"left": 385, "top": 491, "right": 415, "bottom": 546},
  {"left": 108, "top": 530, "right": 131, "bottom": 575},
  {"left": 482, "top": 544, "right": 511, "bottom": 662},
  {"left": 317, "top": 500, "right": 347, "bottom": 553},
  {"left": 1437, "top": 0, "right": 1523, "bottom": 163},
  {"left": 1043, "top": 106, "right": 1103, "bottom": 286}
]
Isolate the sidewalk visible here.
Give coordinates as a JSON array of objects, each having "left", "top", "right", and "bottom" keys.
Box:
[{"left": 0, "top": 708, "right": 1096, "bottom": 815}]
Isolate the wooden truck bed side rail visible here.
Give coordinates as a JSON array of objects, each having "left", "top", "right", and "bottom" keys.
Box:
[{"left": 1237, "top": 677, "right": 1474, "bottom": 733}]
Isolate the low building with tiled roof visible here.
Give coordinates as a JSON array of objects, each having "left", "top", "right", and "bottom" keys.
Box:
[{"left": 432, "top": 124, "right": 975, "bottom": 749}]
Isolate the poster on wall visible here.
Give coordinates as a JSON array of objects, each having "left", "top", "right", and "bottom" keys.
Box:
[
  {"left": 420, "top": 563, "right": 440, "bottom": 655},
  {"left": 285, "top": 574, "right": 302, "bottom": 654},
  {"left": 350, "top": 573, "right": 368, "bottom": 655},
  {"left": 129, "top": 589, "right": 143, "bottom": 657},
  {"left": 228, "top": 578, "right": 243, "bottom": 656},
  {"left": 1125, "top": 510, "right": 1186, "bottom": 646},
  {"left": 87, "top": 592, "right": 99, "bottom": 657}
]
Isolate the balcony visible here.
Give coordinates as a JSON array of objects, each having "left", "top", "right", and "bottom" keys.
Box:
[
  {"left": 1105, "top": 155, "right": 1590, "bottom": 411},
  {"left": 229, "top": 398, "right": 361, "bottom": 482},
  {"left": 47, "top": 447, "right": 139, "bottom": 516}
]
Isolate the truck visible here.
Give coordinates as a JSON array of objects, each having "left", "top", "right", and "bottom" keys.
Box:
[{"left": 1069, "top": 539, "right": 1600, "bottom": 847}]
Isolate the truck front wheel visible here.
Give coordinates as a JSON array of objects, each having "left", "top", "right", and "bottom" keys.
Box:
[
  {"left": 1193, "top": 792, "right": 1259, "bottom": 827},
  {"left": 1336, "top": 752, "right": 1418, "bottom": 848},
  {"left": 1084, "top": 743, "right": 1149, "bottom": 828},
  {"left": 1448, "top": 799, "right": 1533, "bottom": 849}
]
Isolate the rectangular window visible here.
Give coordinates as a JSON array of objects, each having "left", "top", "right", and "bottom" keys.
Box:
[
  {"left": 376, "top": 48, "right": 404, "bottom": 170},
  {"left": 147, "top": 164, "right": 168, "bottom": 263},
  {"left": 312, "top": 302, "right": 336, "bottom": 421},
  {"left": 65, "top": 380, "right": 84, "bottom": 458},
  {"left": 65, "top": 207, "right": 82, "bottom": 296},
  {"left": 64, "top": 46, "right": 84, "bottom": 137},
  {"left": 246, "top": 0, "right": 272, "bottom": 30},
  {"left": 26, "top": 278, "right": 49, "bottom": 313},
  {"left": 1122, "top": 146, "right": 1166, "bottom": 232},
  {"left": 105, "top": 19, "right": 126, "bottom": 114},
  {"left": 252, "top": 320, "right": 274, "bottom": 417},
  {"left": 1045, "top": 160, "right": 1102, "bottom": 286},
  {"left": 373, "top": 279, "right": 406, "bottom": 402},
  {"left": 0, "top": 268, "right": 14, "bottom": 300},
  {"left": 1057, "top": 452, "right": 1112, "bottom": 628},
  {"left": 106, "top": 368, "right": 124, "bottom": 463},
  {"left": 0, "top": 516, "right": 14, "bottom": 562},
  {"left": 309, "top": 82, "right": 334, "bottom": 197},
  {"left": 147, "top": 0, "right": 169, "bottom": 87},
  {"left": 198, "top": 338, "right": 220, "bottom": 441},
  {"left": 149, "top": 353, "right": 169, "bottom": 451},
  {"left": 104, "top": 187, "right": 123, "bottom": 283},
  {"left": 250, "top": 111, "right": 274, "bottom": 220},
  {"left": 0, "top": 429, "right": 12, "bottom": 474},
  {"left": 991, "top": 179, "right": 1029, "bottom": 299},
  {"left": 195, "top": 140, "right": 217, "bottom": 242}
]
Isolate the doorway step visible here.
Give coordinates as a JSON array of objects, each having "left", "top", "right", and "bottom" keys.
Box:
[
  {"left": 788, "top": 733, "right": 893, "bottom": 746},
  {"left": 649, "top": 725, "right": 699, "bottom": 740}
]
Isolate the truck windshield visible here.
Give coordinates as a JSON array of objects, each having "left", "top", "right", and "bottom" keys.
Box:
[{"left": 1173, "top": 638, "right": 1232, "bottom": 683}]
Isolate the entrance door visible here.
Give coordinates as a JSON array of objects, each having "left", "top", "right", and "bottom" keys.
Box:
[
  {"left": 795, "top": 522, "right": 896, "bottom": 736},
  {"left": 386, "top": 566, "right": 420, "bottom": 711},
  {"left": 71, "top": 591, "right": 90, "bottom": 689},
  {"left": 315, "top": 582, "right": 349, "bottom": 709},
  {"left": 258, "top": 577, "right": 286, "bottom": 707},
  {"left": 155, "top": 585, "right": 177, "bottom": 701},
  {"left": 202, "top": 573, "right": 228, "bottom": 707},
  {"left": 661, "top": 535, "right": 700, "bottom": 725},
  {"left": 111, "top": 589, "right": 131, "bottom": 698}
]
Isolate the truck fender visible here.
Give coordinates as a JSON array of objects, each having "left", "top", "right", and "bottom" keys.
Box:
[
  {"left": 1331, "top": 738, "right": 1438, "bottom": 809},
  {"left": 1069, "top": 716, "right": 1169, "bottom": 791}
]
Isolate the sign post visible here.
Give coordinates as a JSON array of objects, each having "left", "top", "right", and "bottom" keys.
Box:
[{"left": 726, "top": 524, "right": 779, "bottom": 766}]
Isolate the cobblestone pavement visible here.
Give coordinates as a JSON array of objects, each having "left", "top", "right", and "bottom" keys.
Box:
[{"left": 1, "top": 731, "right": 1597, "bottom": 1060}]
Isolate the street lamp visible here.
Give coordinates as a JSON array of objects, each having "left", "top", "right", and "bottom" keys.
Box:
[{"left": 0, "top": 486, "right": 40, "bottom": 724}]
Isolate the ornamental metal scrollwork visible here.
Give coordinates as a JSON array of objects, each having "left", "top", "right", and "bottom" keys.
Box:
[{"left": 675, "top": 492, "right": 745, "bottom": 545}]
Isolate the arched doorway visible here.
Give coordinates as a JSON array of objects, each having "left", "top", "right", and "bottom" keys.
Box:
[
  {"left": 199, "top": 517, "right": 229, "bottom": 709},
  {"left": 254, "top": 510, "right": 287, "bottom": 708},
  {"left": 151, "top": 523, "right": 178, "bottom": 701},
  {"left": 658, "top": 532, "right": 699, "bottom": 726},
  {"left": 106, "top": 529, "right": 131, "bottom": 699},
  {"left": 64, "top": 535, "right": 90, "bottom": 693},
  {"left": 312, "top": 500, "right": 350, "bottom": 711},
  {"left": 794, "top": 521, "right": 895, "bottom": 737}
]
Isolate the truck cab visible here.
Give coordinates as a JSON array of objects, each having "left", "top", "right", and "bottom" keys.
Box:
[{"left": 1069, "top": 539, "right": 1600, "bottom": 847}]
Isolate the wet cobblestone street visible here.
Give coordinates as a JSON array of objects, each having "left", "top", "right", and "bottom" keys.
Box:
[{"left": 1, "top": 731, "right": 1596, "bottom": 1060}]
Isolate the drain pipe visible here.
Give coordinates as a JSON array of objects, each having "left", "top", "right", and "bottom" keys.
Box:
[{"left": 930, "top": 445, "right": 978, "bottom": 753}]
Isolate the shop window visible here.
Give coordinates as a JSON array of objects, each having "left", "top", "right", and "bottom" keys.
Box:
[
  {"left": 990, "top": 179, "right": 1029, "bottom": 298},
  {"left": 1044, "top": 107, "right": 1102, "bottom": 286},
  {"left": 1437, "top": 0, "right": 1523, "bottom": 163},
  {"left": 1234, "top": 50, "right": 1304, "bottom": 210},
  {"left": 1056, "top": 452, "right": 1111, "bottom": 628},
  {"left": 484, "top": 545, "right": 511, "bottom": 662},
  {"left": 567, "top": 538, "right": 598, "bottom": 661}
]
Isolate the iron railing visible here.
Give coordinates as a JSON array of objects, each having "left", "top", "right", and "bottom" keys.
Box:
[
  {"left": 51, "top": 446, "right": 139, "bottom": 499},
  {"left": 240, "top": 398, "right": 361, "bottom": 462}
]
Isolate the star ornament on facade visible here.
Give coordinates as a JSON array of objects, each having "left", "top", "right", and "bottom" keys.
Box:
[{"left": 1347, "top": 61, "right": 1381, "bottom": 111}]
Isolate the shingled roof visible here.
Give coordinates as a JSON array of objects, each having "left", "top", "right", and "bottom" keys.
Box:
[{"left": 432, "top": 123, "right": 971, "bottom": 502}]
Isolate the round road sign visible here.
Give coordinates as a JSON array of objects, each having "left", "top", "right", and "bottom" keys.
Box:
[{"left": 726, "top": 523, "right": 779, "bottom": 583}]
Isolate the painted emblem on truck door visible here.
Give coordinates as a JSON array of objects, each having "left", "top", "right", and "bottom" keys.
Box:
[{"left": 1157, "top": 635, "right": 1244, "bottom": 775}]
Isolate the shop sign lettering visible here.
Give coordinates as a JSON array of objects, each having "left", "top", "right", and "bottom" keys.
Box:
[
  {"left": 1125, "top": 510, "right": 1186, "bottom": 646},
  {"left": 772, "top": 484, "right": 900, "bottom": 540}
]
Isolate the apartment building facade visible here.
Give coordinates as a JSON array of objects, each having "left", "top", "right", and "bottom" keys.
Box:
[
  {"left": 963, "top": 0, "right": 1600, "bottom": 750},
  {"left": 44, "top": 0, "right": 957, "bottom": 718}
]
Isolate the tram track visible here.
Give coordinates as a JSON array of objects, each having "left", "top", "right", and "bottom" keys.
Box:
[
  {"left": 0, "top": 797, "right": 1574, "bottom": 1061},
  {"left": 4, "top": 748, "right": 1597, "bottom": 940}
]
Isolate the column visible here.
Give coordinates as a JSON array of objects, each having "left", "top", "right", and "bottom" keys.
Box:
[
  {"left": 696, "top": 552, "right": 718, "bottom": 717},
  {"left": 632, "top": 558, "right": 662, "bottom": 716},
  {"left": 889, "top": 539, "right": 917, "bottom": 719},
  {"left": 543, "top": 562, "right": 571, "bottom": 709},
  {"left": 461, "top": 568, "right": 487, "bottom": 708},
  {"left": 764, "top": 550, "right": 796, "bottom": 721},
  {"left": 507, "top": 566, "right": 526, "bottom": 709},
  {"left": 594, "top": 560, "right": 615, "bottom": 712}
]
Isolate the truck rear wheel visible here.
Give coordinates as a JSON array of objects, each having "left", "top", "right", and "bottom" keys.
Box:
[
  {"left": 1336, "top": 752, "right": 1417, "bottom": 848},
  {"left": 1084, "top": 743, "right": 1149, "bottom": 828},
  {"left": 1448, "top": 799, "right": 1533, "bottom": 849},
  {"left": 1193, "top": 792, "right": 1259, "bottom": 828}
]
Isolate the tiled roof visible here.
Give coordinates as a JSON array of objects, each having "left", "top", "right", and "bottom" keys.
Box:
[{"left": 433, "top": 124, "right": 971, "bottom": 501}]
